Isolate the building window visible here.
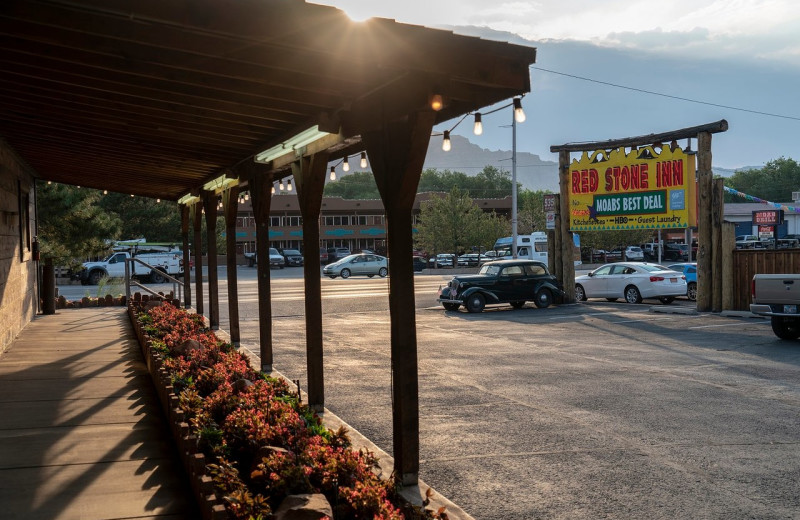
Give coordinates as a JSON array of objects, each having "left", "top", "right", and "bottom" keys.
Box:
[
  {"left": 285, "top": 216, "right": 302, "bottom": 226},
  {"left": 270, "top": 216, "right": 281, "bottom": 227}
]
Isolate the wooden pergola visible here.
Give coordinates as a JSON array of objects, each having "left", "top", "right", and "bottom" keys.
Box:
[{"left": 0, "top": 0, "right": 536, "bottom": 485}]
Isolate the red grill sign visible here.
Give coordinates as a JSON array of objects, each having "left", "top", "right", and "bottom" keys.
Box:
[{"left": 753, "top": 210, "right": 783, "bottom": 225}]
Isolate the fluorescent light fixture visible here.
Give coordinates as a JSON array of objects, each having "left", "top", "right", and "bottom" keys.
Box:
[
  {"left": 202, "top": 174, "right": 238, "bottom": 192},
  {"left": 178, "top": 193, "right": 200, "bottom": 205},
  {"left": 255, "top": 125, "right": 332, "bottom": 164}
]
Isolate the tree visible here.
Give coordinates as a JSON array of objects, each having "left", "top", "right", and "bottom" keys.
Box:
[
  {"left": 517, "top": 189, "right": 552, "bottom": 234},
  {"left": 322, "top": 171, "right": 380, "bottom": 199},
  {"left": 725, "top": 157, "right": 800, "bottom": 202},
  {"left": 37, "top": 183, "right": 123, "bottom": 266},
  {"left": 98, "top": 193, "right": 181, "bottom": 242},
  {"left": 415, "top": 186, "right": 509, "bottom": 256}
]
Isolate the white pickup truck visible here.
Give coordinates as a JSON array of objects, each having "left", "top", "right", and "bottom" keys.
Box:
[
  {"left": 750, "top": 274, "right": 800, "bottom": 340},
  {"left": 75, "top": 250, "right": 184, "bottom": 285}
]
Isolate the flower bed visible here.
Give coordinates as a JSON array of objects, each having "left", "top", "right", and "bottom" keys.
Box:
[{"left": 129, "top": 301, "right": 445, "bottom": 520}]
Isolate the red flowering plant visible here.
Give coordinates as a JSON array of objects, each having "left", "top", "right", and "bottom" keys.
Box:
[{"left": 134, "top": 302, "right": 447, "bottom": 520}]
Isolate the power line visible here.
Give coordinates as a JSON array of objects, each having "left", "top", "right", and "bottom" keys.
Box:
[{"left": 531, "top": 66, "right": 800, "bottom": 122}]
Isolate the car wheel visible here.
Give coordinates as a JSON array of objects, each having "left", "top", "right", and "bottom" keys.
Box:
[
  {"left": 687, "top": 282, "right": 697, "bottom": 301},
  {"left": 534, "top": 288, "right": 552, "bottom": 308},
  {"left": 378, "top": 267, "right": 388, "bottom": 277},
  {"left": 771, "top": 317, "right": 800, "bottom": 340},
  {"left": 575, "top": 284, "right": 587, "bottom": 301},
  {"left": 442, "top": 302, "right": 460, "bottom": 311},
  {"left": 150, "top": 270, "right": 166, "bottom": 284},
  {"left": 624, "top": 285, "right": 642, "bottom": 304},
  {"left": 465, "top": 293, "right": 485, "bottom": 313},
  {"left": 510, "top": 301, "right": 526, "bottom": 309},
  {"left": 88, "top": 270, "right": 104, "bottom": 285},
  {"left": 340, "top": 269, "right": 351, "bottom": 279},
  {"left": 659, "top": 296, "right": 675, "bottom": 304},
  {"left": 606, "top": 298, "right": 618, "bottom": 302}
]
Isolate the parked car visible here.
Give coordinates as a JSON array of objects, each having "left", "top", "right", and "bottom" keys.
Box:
[
  {"left": 574, "top": 262, "right": 687, "bottom": 304},
  {"left": 428, "top": 254, "right": 456, "bottom": 268},
  {"left": 437, "top": 259, "right": 563, "bottom": 313},
  {"left": 624, "top": 246, "right": 644, "bottom": 261},
  {"left": 323, "top": 253, "right": 388, "bottom": 279},
  {"left": 663, "top": 243, "right": 690, "bottom": 261},
  {"left": 412, "top": 257, "right": 427, "bottom": 272},
  {"left": 268, "top": 247, "right": 285, "bottom": 269},
  {"left": 319, "top": 248, "right": 329, "bottom": 265},
  {"left": 457, "top": 253, "right": 482, "bottom": 266},
  {"left": 278, "top": 248, "right": 304, "bottom": 267},
  {"left": 667, "top": 262, "right": 697, "bottom": 301},
  {"left": 591, "top": 249, "right": 623, "bottom": 263},
  {"left": 327, "top": 247, "right": 352, "bottom": 263}
]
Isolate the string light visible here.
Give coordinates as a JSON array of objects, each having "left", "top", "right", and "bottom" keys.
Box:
[
  {"left": 47, "top": 180, "right": 52, "bottom": 185},
  {"left": 513, "top": 97, "right": 526, "bottom": 123},
  {"left": 330, "top": 166, "right": 336, "bottom": 181},
  {"left": 473, "top": 113, "right": 483, "bottom": 135},
  {"left": 244, "top": 191, "right": 249, "bottom": 201},
  {"left": 430, "top": 93, "right": 443, "bottom": 111},
  {"left": 271, "top": 184, "right": 276, "bottom": 194},
  {"left": 279, "top": 178, "right": 285, "bottom": 191},
  {"left": 287, "top": 178, "right": 293, "bottom": 192},
  {"left": 103, "top": 189, "right": 107, "bottom": 194},
  {"left": 156, "top": 198, "right": 160, "bottom": 203},
  {"left": 360, "top": 151, "right": 368, "bottom": 169},
  {"left": 342, "top": 157, "right": 350, "bottom": 172},
  {"left": 442, "top": 130, "right": 451, "bottom": 152}
]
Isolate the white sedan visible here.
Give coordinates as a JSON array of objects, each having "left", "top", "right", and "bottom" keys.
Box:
[{"left": 575, "top": 262, "right": 687, "bottom": 304}]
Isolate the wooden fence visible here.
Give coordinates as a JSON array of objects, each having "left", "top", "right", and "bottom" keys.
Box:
[{"left": 731, "top": 250, "right": 800, "bottom": 310}]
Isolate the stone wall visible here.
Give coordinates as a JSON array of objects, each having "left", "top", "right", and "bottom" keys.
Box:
[{"left": 0, "top": 139, "right": 37, "bottom": 353}]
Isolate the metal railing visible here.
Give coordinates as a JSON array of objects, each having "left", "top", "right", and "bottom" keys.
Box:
[{"left": 125, "top": 257, "right": 183, "bottom": 304}]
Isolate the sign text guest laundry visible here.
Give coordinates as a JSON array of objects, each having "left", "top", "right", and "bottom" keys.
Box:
[{"left": 568, "top": 146, "right": 697, "bottom": 231}]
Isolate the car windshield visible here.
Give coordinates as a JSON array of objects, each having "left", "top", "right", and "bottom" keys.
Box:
[
  {"left": 284, "top": 249, "right": 300, "bottom": 255},
  {"left": 628, "top": 247, "right": 642, "bottom": 252},
  {"left": 479, "top": 264, "right": 500, "bottom": 276}
]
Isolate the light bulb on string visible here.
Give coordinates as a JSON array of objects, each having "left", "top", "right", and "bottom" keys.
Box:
[
  {"left": 473, "top": 113, "right": 483, "bottom": 135},
  {"left": 513, "top": 97, "right": 526, "bottom": 123},
  {"left": 271, "top": 184, "right": 276, "bottom": 194},
  {"left": 279, "top": 179, "right": 284, "bottom": 191},
  {"left": 343, "top": 157, "right": 350, "bottom": 172},
  {"left": 156, "top": 198, "right": 160, "bottom": 203},
  {"left": 330, "top": 166, "right": 336, "bottom": 181},
  {"left": 244, "top": 191, "right": 249, "bottom": 201},
  {"left": 360, "top": 152, "right": 368, "bottom": 169},
  {"left": 103, "top": 189, "right": 107, "bottom": 195},
  {"left": 287, "top": 178, "right": 293, "bottom": 192},
  {"left": 442, "top": 130, "right": 451, "bottom": 152}
]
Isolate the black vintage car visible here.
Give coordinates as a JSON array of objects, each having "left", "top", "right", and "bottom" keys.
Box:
[{"left": 436, "top": 259, "right": 563, "bottom": 313}]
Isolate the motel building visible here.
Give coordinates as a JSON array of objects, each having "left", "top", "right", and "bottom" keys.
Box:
[{"left": 233, "top": 192, "right": 512, "bottom": 257}]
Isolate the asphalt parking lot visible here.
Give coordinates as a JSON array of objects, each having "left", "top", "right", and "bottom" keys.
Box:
[{"left": 267, "top": 298, "right": 800, "bottom": 520}]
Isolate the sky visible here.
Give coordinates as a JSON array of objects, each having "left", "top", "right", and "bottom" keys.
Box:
[{"left": 312, "top": 0, "right": 800, "bottom": 169}]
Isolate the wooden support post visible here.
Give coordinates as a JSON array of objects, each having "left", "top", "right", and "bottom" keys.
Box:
[
  {"left": 192, "top": 202, "right": 204, "bottom": 315},
  {"left": 41, "top": 258, "right": 55, "bottom": 315},
  {"left": 711, "top": 178, "right": 724, "bottom": 312},
  {"left": 558, "top": 150, "right": 575, "bottom": 302},
  {"left": 552, "top": 197, "right": 562, "bottom": 281},
  {"left": 181, "top": 205, "right": 192, "bottom": 308},
  {"left": 292, "top": 151, "right": 330, "bottom": 412},
  {"left": 223, "top": 186, "right": 241, "bottom": 344},
  {"left": 362, "top": 110, "right": 435, "bottom": 486},
  {"left": 721, "top": 221, "right": 736, "bottom": 310},
  {"left": 250, "top": 173, "right": 274, "bottom": 371},
  {"left": 203, "top": 191, "right": 220, "bottom": 329},
  {"left": 696, "top": 132, "right": 713, "bottom": 312}
]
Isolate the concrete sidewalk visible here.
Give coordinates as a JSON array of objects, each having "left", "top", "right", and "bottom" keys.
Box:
[{"left": 0, "top": 308, "right": 195, "bottom": 520}]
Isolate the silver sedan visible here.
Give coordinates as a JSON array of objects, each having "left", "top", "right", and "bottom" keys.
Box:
[{"left": 322, "top": 253, "right": 388, "bottom": 279}]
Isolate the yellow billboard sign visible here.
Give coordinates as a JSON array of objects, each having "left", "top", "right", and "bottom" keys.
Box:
[{"left": 568, "top": 145, "right": 697, "bottom": 232}]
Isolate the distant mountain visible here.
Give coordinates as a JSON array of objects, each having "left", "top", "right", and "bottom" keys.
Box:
[{"left": 423, "top": 134, "right": 559, "bottom": 192}]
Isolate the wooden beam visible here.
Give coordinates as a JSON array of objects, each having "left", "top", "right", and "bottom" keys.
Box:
[
  {"left": 696, "top": 132, "right": 713, "bottom": 312},
  {"left": 192, "top": 201, "right": 204, "bottom": 315},
  {"left": 550, "top": 120, "right": 728, "bottom": 153},
  {"left": 223, "top": 185, "right": 241, "bottom": 344},
  {"left": 250, "top": 173, "right": 274, "bottom": 371},
  {"left": 711, "top": 178, "right": 724, "bottom": 313},
  {"left": 721, "top": 221, "right": 736, "bottom": 310},
  {"left": 558, "top": 151, "right": 575, "bottom": 302},
  {"left": 362, "top": 110, "right": 436, "bottom": 486},
  {"left": 291, "top": 151, "right": 330, "bottom": 412},
  {"left": 203, "top": 191, "right": 220, "bottom": 329},
  {"left": 181, "top": 204, "right": 192, "bottom": 308}
]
